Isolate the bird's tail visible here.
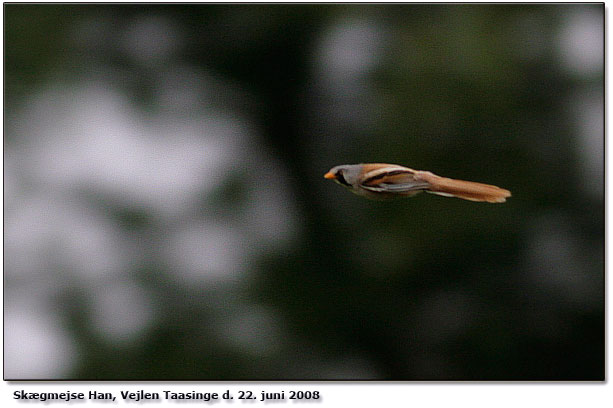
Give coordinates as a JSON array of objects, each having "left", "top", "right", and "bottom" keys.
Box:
[{"left": 417, "top": 172, "right": 511, "bottom": 203}]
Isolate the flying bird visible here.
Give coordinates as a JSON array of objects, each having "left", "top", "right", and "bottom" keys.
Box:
[{"left": 324, "top": 163, "right": 511, "bottom": 203}]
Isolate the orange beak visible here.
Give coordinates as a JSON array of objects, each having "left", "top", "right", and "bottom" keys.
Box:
[{"left": 324, "top": 172, "right": 336, "bottom": 179}]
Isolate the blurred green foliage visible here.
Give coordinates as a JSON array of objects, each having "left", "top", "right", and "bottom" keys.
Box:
[{"left": 5, "top": 4, "right": 603, "bottom": 380}]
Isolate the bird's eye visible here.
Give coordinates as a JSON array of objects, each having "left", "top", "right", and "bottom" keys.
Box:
[{"left": 336, "top": 172, "right": 351, "bottom": 187}]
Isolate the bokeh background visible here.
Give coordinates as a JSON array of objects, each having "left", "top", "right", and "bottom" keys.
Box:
[{"left": 4, "top": 4, "right": 604, "bottom": 380}]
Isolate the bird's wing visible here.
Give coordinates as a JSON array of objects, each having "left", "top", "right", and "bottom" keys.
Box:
[{"left": 360, "top": 169, "right": 431, "bottom": 192}]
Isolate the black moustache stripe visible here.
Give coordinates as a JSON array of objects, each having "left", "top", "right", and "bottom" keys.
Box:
[{"left": 336, "top": 173, "right": 351, "bottom": 187}]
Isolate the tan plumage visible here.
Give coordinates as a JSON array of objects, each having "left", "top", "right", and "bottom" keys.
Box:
[{"left": 324, "top": 163, "right": 511, "bottom": 203}]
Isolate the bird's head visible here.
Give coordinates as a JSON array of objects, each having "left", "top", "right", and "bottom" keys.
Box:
[{"left": 324, "top": 164, "right": 362, "bottom": 188}]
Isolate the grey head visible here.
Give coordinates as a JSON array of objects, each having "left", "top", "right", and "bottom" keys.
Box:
[{"left": 324, "top": 164, "right": 363, "bottom": 189}]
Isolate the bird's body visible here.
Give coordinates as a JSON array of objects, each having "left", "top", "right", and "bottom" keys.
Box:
[{"left": 324, "top": 163, "right": 511, "bottom": 203}]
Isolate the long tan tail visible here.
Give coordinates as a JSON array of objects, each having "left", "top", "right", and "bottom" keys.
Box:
[{"left": 416, "top": 171, "right": 511, "bottom": 203}]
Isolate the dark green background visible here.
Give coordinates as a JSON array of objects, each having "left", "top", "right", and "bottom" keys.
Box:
[{"left": 4, "top": 4, "right": 604, "bottom": 380}]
